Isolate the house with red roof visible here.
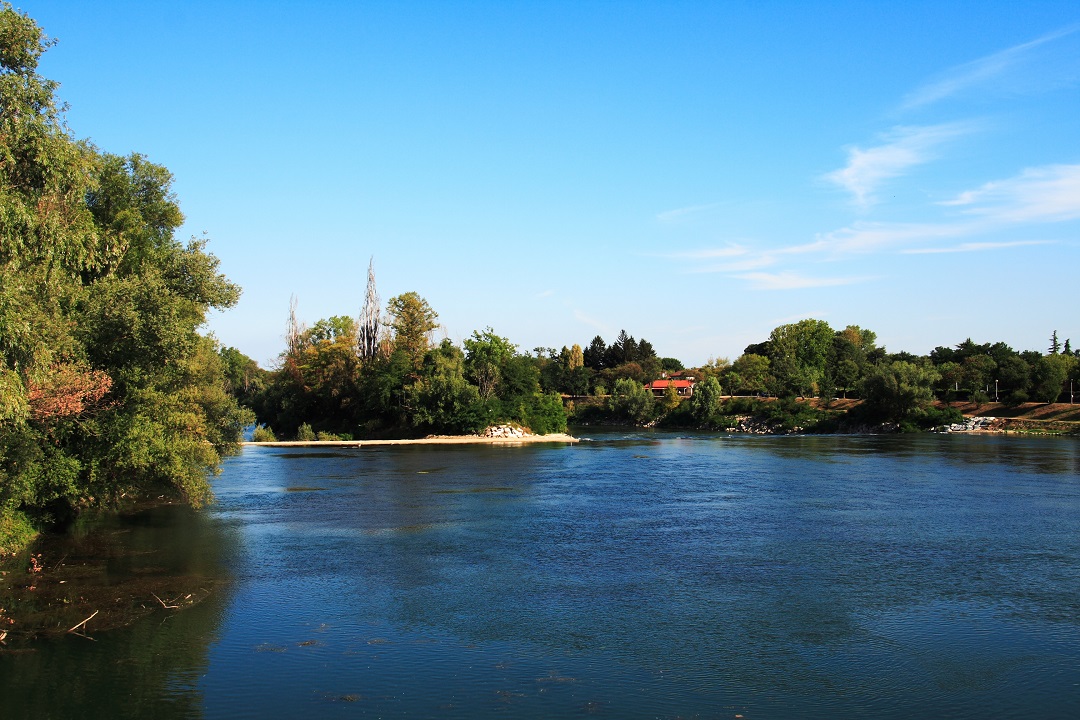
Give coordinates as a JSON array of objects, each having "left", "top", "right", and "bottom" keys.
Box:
[{"left": 644, "top": 378, "right": 695, "bottom": 398}]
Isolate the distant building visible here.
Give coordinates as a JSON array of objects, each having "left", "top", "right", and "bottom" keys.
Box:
[{"left": 644, "top": 378, "right": 695, "bottom": 398}]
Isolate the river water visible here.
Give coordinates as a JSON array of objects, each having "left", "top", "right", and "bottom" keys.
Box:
[{"left": 3, "top": 432, "right": 1080, "bottom": 719}]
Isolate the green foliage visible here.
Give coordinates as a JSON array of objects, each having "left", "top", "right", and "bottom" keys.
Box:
[
  {"left": 463, "top": 328, "right": 515, "bottom": 399},
  {"left": 406, "top": 340, "right": 483, "bottom": 434},
  {"left": 858, "top": 361, "right": 940, "bottom": 422},
  {"left": 296, "top": 423, "right": 316, "bottom": 441},
  {"left": 608, "top": 378, "right": 654, "bottom": 424},
  {"left": 660, "top": 357, "right": 684, "bottom": 372},
  {"left": 767, "top": 319, "right": 833, "bottom": 397},
  {"left": 1032, "top": 354, "right": 1073, "bottom": 403},
  {"left": 0, "top": 6, "right": 249, "bottom": 552},
  {"left": 387, "top": 292, "right": 437, "bottom": 368},
  {"left": 723, "top": 353, "right": 771, "bottom": 396},
  {"left": 522, "top": 393, "right": 568, "bottom": 435},
  {"left": 0, "top": 507, "right": 36, "bottom": 557},
  {"left": 690, "top": 376, "right": 722, "bottom": 423},
  {"left": 251, "top": 425, "right": 277, "bottom": 442}
]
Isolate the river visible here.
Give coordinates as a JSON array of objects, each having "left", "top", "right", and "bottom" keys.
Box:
[{"left": 3, "top": 432, "right": 1079, "bottom": 719}]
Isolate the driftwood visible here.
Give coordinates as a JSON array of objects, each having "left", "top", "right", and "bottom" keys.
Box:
[
  {"left": 68, "top": 610, "right": 98, "bottom": 633},
  {"left": 152, "top": 592, "right": 179, "bottom": 609}
]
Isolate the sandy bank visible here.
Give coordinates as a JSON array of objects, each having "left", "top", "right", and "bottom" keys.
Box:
[{"left": 245, "top": 433, "right": 579, "bottom": 448}]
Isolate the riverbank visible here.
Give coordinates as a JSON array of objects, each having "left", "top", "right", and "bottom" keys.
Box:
[{"left": 246, "top": 432, "right": 580, "bottom": 447}]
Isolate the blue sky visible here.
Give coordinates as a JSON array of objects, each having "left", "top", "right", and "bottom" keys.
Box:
[{"left": 23, "top": 1, "right": 1080, "bottom": 366}]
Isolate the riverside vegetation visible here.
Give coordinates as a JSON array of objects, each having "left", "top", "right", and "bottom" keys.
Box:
[
  {"left": 0, "top": 6, "right": 250, "bottom": 555},
  {"left": 3, "top": 4, "right": 1079, "bottom": 557}
]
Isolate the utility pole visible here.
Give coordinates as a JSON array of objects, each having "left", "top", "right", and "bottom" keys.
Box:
[{"left": 994, "top": 379, "right": 998, "bottom": 403}]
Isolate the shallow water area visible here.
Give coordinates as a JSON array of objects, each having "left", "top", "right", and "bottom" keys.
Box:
[{"left": 3, "top": 432, "right": 1080, "bottom": 718}]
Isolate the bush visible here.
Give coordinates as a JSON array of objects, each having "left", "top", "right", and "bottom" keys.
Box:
[
  {"left": 523, "top": 393, "right": 568, "bottom": 434},
  {"left": 315, "top": 431, "right": 341, "bottom": 441},
  {"left": 1005, "top": 390, "right": 1029, "bottom": 406},
  {"left": 0, "top": 509, "right": 37, "bottom": 558},
  {"left": 252, "top": 425, "right": 277, "bottom": 442},
  {"left": 296, "top": 423, "right": 316, "bottom": 441}
]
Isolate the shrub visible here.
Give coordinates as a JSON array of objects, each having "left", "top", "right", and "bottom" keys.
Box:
[
  {"left": 524, "top": 393, "right": 568, "bottom": 434},
  {"left": 315, "top": 431, "right": 341, "bottom": 441},
  {"left": 251, "top": 425, "right": 277, "bottom": 442},
  {"left": 1004, "top": 390, "right": 1028, "bottom": 406},
  {"left": 0, "top": 509, "right": 37, "bottom": 558},
  {"left": 296, "top": 423, "right": 316, "bottom": 441}
]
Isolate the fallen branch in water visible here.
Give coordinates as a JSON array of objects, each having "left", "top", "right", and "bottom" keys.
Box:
[
  {"left": 152, "top": 592, "right": 179, "bottom": 609},
  {"left": 68, "top": 610, "right": 98, "bottom": 633}
]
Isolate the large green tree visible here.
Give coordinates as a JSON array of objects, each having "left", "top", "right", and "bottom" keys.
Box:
[
  {"left": 767, "top": 319, "right": 833, "bottom": 397},
  {"left": 1, "top": 6, "right": 248, "bottom": 550}
]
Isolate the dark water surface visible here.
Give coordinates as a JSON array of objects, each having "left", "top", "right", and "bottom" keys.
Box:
[{"left": 4, "top": 432, "right": 1080, "bottom": 718}]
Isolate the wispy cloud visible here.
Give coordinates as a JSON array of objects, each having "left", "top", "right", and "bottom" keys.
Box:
[
  {"left": 572, "top": 309, "right": 609, "bottom": 334},
  {"left": 903, "top": 240, "right": 1053, "bottom": 254},
  {"left": 824, "top": 123, "right": 975, "bottom": 207},
  {"left": 902, "top": 24, "right": 1080, "bottom": 110},
  {"left": 939, "top": 164, "right": 1080, "bottom": 223},
  {"left": 812, "top": 219, "right": 975, "bottom": 255},
  {"left": 672, "top": 163, "right": 1077, "bottom": 288},
  {"left": 535, "top": 289, "right": 555, "bottom": 298},
  {"left": 735, "top": 272, "right": 870, "bottom": 291},
  {"left": 656, "top": 203, "right": 718, "bottom": 223},
  {"left": 667, "top": 244, "right": 747, "bottom": 259}
]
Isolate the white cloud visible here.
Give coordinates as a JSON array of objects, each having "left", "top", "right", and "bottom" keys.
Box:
[
  {"left": 668, "top": 244, "right": 748, "bottom": 260},
  {"left": 901, "top": 24, "right": 1080, "bottom": 110},
  {"left": 812, "top": 219, "right": 976, "bottom": 255},
  {"left": 903, "top": 240, "right": 1053, "bottom": 254},
  {"left": 824, "top": 123, "right": 975, "bottom": 207},
  {"left": 939, "top": 164, "right": 1080, "bottom": 223},
  {"left": 735, "top": 272, "right": 869, "bottom": 291},
  {"left": 656, "top": 203, "right": 719, "bottom": 223}
]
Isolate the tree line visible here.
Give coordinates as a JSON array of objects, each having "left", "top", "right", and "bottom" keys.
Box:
[{"left": 227, "top": 278, "right": 1078, "bottom": 440}]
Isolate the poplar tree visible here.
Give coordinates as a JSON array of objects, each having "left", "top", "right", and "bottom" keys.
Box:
[{"left": 357, "top": 257, "right": 380, "bottom": 360}]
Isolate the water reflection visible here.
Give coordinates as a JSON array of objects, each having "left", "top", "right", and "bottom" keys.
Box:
[{"left": 0, "top": 504, "right": 237, "bottom": 719}]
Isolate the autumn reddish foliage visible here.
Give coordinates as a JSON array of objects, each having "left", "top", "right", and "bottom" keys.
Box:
[{"left": 25, "top": 364, "right": 112, "bottom": 422}]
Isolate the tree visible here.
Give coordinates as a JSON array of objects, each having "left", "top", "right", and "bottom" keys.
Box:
[
  {"left": 767, "top": 319, "right": 833, "bottom": 397},
  {"left": 690, "top": 376, "right": 722, "bottom": 423},
  {"left": 859, "top": 361, "right": 939, "bottom": 421},
  {"left": 386, "top": 292, "right": 437, "bottom": 368},
  {"left": 583, "top": 335, "right": 607, "bottom": 370},
  {"left": 1049, "top": 330, "right": 1061, "bottom": 355},
  {"left": 1, "top": 5, "right": 249, "bottom": 551},
  {"left": 463, "top": 328, "right": 515, "bottom": 399},
  {"left": 608, "top": 377, "right": 654, "bottom": 424},
  {"left": 569, "top": 344, "right": 584, "bottom": 370},
  {"left": 724, "top": 353, "right": 771, "bottom": 396},
  {"left": 405, "top": 340, "right": 481, "bottom": 433},
  {"left": 1032, "top": 354, "right": 1073, "bottom": 403},
  {"left": 357, "top": 257, "right": 380, "bottom": 360}
]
